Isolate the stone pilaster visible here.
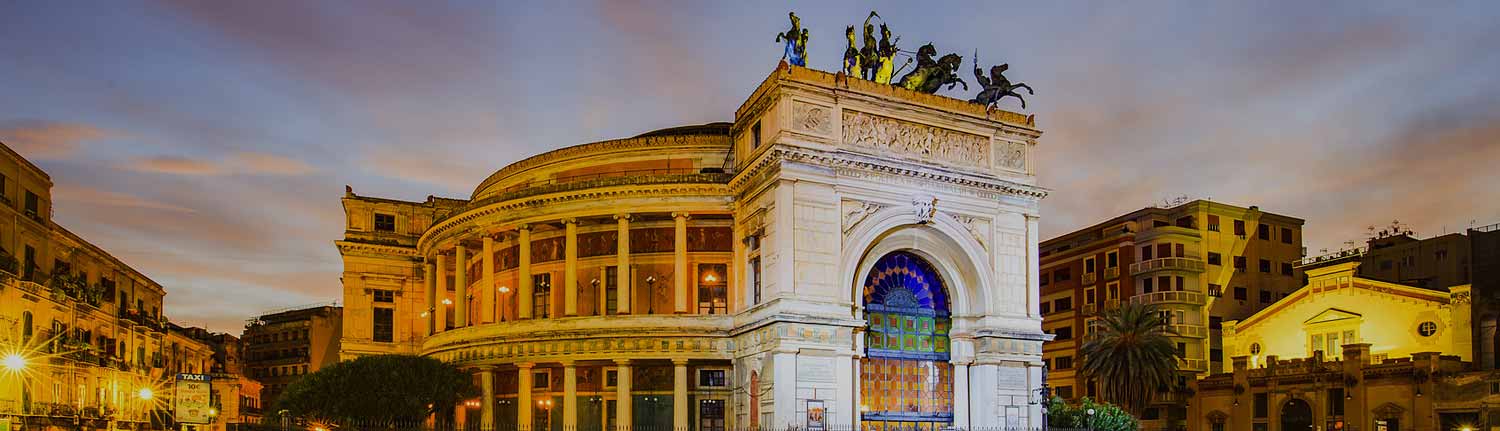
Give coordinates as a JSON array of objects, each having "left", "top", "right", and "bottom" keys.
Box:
[
  {"left": 673, "top": 212, "right": 689, "bottom": 313},
  {"left": 519, "top": 225, "right": 533, "bottom": 319}
]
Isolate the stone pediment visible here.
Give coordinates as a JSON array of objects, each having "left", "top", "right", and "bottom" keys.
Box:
[{"left": 1303, "top": 308, "right": 1362, "bottom": 325}]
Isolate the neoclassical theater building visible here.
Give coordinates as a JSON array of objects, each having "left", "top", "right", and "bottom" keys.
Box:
[{"left": 336, "top": 65, "right": 1049, "bottom": 431}]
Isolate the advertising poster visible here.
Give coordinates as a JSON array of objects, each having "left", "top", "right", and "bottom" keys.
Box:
[{"left": 175, "top": 373, "right": 213, "bottom": 424}]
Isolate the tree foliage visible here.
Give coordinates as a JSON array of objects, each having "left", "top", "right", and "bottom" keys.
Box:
[
  {"left": 272, "top": 354, "right": 476, "bottom": 422},
  {"left": 1048, "top": 397, "right": 1139, "bottom": 431},
  {"left": 1078, "top": 301, "right": 1180, "bottom": 414}
]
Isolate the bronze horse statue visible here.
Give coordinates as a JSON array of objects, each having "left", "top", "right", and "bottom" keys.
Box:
[
  {"left": 775, "top": 12, "right": 806, "bottom": 67},
  {"left": 971, "top": 51, "right": 1034, "bottom": 110},
  {"left": 897, "top": 44, "right": 967, "bottom": 94}
]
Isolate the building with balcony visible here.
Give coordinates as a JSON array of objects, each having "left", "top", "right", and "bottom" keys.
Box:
[
  {"left": 336, "top": 64, "right": 1050, "bottom": 431},
  {"left": 0, "top": 141, "right": 250, "bottom": 431},
  {"left": 1188, "top": 262, "right": 1493, "bottom": 431},
  {"left": 1038, "top": 200, "right": 1304, "bottom": 423},
  {"left": 241, "top": 304, "right": 341, "bottom": 410}
]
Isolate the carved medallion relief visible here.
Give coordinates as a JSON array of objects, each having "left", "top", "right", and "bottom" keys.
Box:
[
  {"left": 998, "top": 140, "right": 1027, "bottom": 172},
  {"left": 792, "top": 101, "right": 832, "bottom": 135}
]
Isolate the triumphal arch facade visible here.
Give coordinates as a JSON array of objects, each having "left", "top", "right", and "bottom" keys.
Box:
[{"left": 337, "top": 64, "right": 1049, "bottom": 431}]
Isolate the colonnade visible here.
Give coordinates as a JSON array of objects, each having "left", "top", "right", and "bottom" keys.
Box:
[
  {"left": 423, "top": 212, "right": 699, "bottom": 334},
  {"left": 460, "top": 358, "right": 697, "bottom": 431}
]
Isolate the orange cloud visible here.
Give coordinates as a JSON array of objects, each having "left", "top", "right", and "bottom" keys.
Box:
[
  {"left": 128, "top": 156, "right": 225, "bottom": 176},
  {"left": 0, "top": 120, "right": 112, "bottom": 160},
  {"left": 52, "top": 184, "right": 198, "bottom": 214},
  {"left": 125, "top": 152, "right": 315, "bottom": 176}
]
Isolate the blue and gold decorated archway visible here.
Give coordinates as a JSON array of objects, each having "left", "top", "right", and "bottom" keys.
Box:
[{"left": 860, "top": 251, "right": 954, "bottom": 428}]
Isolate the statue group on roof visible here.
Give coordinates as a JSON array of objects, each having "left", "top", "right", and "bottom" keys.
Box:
[{"left": 776, "top": 10, "right": 1034, "bottom": 112}]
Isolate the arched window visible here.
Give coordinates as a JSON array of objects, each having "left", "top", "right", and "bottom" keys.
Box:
[{"left": 860, "top": 251, "right": 954, "bottom": 429}]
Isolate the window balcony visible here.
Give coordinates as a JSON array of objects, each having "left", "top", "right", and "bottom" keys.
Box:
[
  {"left": 1168, "top": 323, "right": 1208, "bottom": 338},
  {"left": 1177, "top": 357, "right": 1208, "bottom": 372},
  {"left": 1128, "top": 290, "right": 1207, "bottom": 306},
  {"left": 1081, "top": 272, "right": 1098, "bottom": 285},
  {"left": 1081, "top": 303, "right": 1097, "bottom": 316},
  {"left": 1130, "top": 257, "right": 1206, "bottom": 276},
  {"left": 1103, "top": 267, "right": 1119, "bottom": 280}
]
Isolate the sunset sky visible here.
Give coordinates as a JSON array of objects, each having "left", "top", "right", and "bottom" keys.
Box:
[{"left": 2, "top": 1, "right": 1497, "bottom": 333}]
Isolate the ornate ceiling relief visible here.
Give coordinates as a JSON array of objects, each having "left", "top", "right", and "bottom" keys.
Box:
[
  {"left": 841, "top": 199, "right": 883, "bottom": 235},
  {"left": 792, "top": 101, "right": 832, "bottom": 135},
  {"left": 841, "top": 110, "right": 990, "bottom": 169},
  {"left": 997, "top": 139, "right": 1027, "bottom": 172}
]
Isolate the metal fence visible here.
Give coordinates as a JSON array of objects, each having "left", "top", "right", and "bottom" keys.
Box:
[{"left": 237, "top": 420, "right": 1084, "bottom": 431}]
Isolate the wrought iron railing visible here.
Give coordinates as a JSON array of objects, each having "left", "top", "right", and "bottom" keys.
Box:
[{"left": 1129, "top": 257, "right": 1206, "bottom": 275}]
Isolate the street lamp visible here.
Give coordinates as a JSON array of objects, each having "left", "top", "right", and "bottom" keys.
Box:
[
  {"left": 2, "top": 352, "right": 26, "bottom": 372},
  {"left": 138, "top": 388, "right": 154, "bottom": 400},
  {"left": 1087, "top": 408, "right": 1096, "bottom": 431},
  {"left": 498, "top": 286, "right": 511, "bottom": 321}
]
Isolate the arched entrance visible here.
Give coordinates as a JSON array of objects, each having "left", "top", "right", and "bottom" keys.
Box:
[
  {"left": 859, "top": 251, "right": 954, "bottom": 431},
  {"left": 1281, "top": 398, "right": 1313, "bottom": 431}
]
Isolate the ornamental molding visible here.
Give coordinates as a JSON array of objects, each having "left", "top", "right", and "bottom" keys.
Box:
[
  {"left": 731, "top": 93, "right": 781, "bottom": 136},
  {"left": 841, "top": 200, "right": 883, "bottom": 235},
  {"left": 842, "top": 110, "right": 991, "bottom": 170},
  {"left": 1452, "top": 291, "right": 1471, "bottom": 305},
  {"left": 912, "top": 194, "right": 938, "bottom": 224},
  {"left": 728, "top": 145, "right": 1048, "bottom": 202},
  {"left": 792, "top": 101, "right": 833, "bottom": 135},
  {"left": 472, "top": 133, "right": 731, "bottom": 198},
  {"left": 336, "top": 240, "right": 419, "bottom": 259},
  {"left": 433, "top": 336, "right": 735, "bottom": 365},
  {"left": 947, "top": 212, "right": 990, "bottom": 251},
  {"left": 419, "top": 182, "right": 731, "bottom": 254}
]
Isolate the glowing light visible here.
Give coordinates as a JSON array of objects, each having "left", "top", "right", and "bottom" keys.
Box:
[
  {"left": 138, "top": 388, "right": 154, "bottom": 400},
  {"left": 442, "top": 298, "right": 453, "bottom": 305},
  {"left": 498, "top": 286, "right": 511, "bottom": 294},
  {"left": 420, "top": 311, "right": 430, "bottom": 317},
  {"left": 2, "top": 353, "right": 26, "bottom": 371},
  {"left": 703, "top": 273, "right": 718, "bottom": 283},
  {"left": 209, "top": 408, "right": 218, "bottom": 416},
  {"left": 1462, "top": 427, "right": 1472, "bottom": 431}
]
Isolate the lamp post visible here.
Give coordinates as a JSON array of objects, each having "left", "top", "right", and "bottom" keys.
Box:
[
  {"left": 498, "top": 286, "right": 511, "bottom": 322},
  {"left": 1087, "top": 408, "right": 1095, "bottom": 431}
]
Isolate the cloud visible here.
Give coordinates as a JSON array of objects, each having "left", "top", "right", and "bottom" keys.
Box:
[
  {"left": 52, "top": 184, "right": 198, "bottom": 213},
  {"left": 0, "top": 120, "right": 112, "bottom": 160},
  {"left": 125, "top": 152, "right": 315, "bottom": 176}
]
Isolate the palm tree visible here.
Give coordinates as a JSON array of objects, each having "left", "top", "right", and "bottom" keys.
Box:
[{"left": 1078, "top": 301, "right": 1181, "bottom": 415}]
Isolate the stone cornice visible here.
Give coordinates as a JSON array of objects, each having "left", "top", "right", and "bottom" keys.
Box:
[
  {"left": 729, "top": 145, "right": 1049, "bottom": 201},
  {"left": 335, "top": 240, "right": 419, "bottom": 259},
  {"left": 418, "top": 180, "right": 733, "bottom": 255}
]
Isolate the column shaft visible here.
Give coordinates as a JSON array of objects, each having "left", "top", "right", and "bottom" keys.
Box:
[
  {"left": 563, "top": 362, "right": 578, "bottom": 429},
  {"left": 615, "top": 360, "right": 632, "bottom": 431},
  {"left": 615, "top": 215, "right": 631, "bottom": 315},
  {"left": 673, "top": 360, "right": 689, "bottom": 431},
  {"left": 518, "top": 364, "right": 534, "bottom": 431},
  {"left": 482, "top": 237, "right": 496, "bottom": 324},
  {"left": 481, "top": 368, "right": 496, "bottom": 431},
  {"left": 424, "top": 261, "right": 437, "bottom": 336},
  {"left": 673, "top": 212, "right": 689, "bottom": 313},
  {"left": 435, "top": 253, "right": 448, "bottom": 332},
  {"left": 954, "top": 363, "right": 971, "bottom": 430},
  {"left": 564, "top": 219, "right": 579, "bottom": 316},
  {"left": 519, "top": 226, "right": 533, "bottom": 319},
  {"left": 455, "top": 246, "right": 468, "bottom": 327}
]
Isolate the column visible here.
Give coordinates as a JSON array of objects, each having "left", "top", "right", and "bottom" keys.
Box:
[
  {"left": 435, "top": 253, "right": 448, "bottom": 332},
  {"left": 673, "top": 359, "right": 689, "bottom": 431},
  {"left": 953, "top": 362, "right": 971, "bottom": 430},
  {"left": 455, "top": 246, "right": 468, "bottom": 328},
  {"left": 481, "top": 367, "right": 496, "bottom": 431},
  {"left": 482, "top": 236, "right": 496, "bottom": 324},
  {"left": 614, "top": 214, "right": 632, "bottom": 315},
  {"left": 424, "top": 261, "right": 437, "bottom": 336},
  {"left": 518, "top": 363, "right": 534, "bottom": 431},
  {"left": 564, "top": 218, "right": 579, "bottom": 316},
  {"left": 614, "top": 360, "right": 632, "bottom": 431},
  {"left": 672, "top": 212, "right": 689, "bottom": 313},
  {"left": 519, "top": 225, "right": 534, "bottom": 319},
  {"left": 562, "top": 361, "right": 578, "bottom": 430}
]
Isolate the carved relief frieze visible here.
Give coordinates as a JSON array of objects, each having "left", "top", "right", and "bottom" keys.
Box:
[
  {"left": 841, "top": 200, "right": 883, "bottom": 235},
  {"left": 792, "top": 101, "right": 832, "bottom": 135},
  {"left": 997, "top": 140, "right": 1027, "bottom": 172},
  {"left": 841, "top": 110, "right": 991, "bottom": 169}
]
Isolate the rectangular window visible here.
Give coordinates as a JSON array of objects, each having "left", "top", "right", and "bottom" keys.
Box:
[
  {"left": 373, "top": 213, "right": 396, "bottom": 232},
  {"left": 373, "top": 290, "right": 394, "bottom": 303},
  {"left": 1106, "top": 282, "right": 1120, "bottom": 300},
  {"left": 1281, "top": 262, "right": 1294, "bottom": 276},
  {"left": 1158, "top": 276, "right": 1171, "bottom": 291},
  {"left": 697, "top": 263, "right": 728, "bottom": 314},
  {"left": 1207, "top": 215, "right": 1221, "bottom": 232},
  {"left": 1054, "top": 356, "right": 1073, "bottom": 370},
  {"left": 1084, "top": 257, "right": 1096, "bottom": 274},
  {"left": 1175, "top": 243, "right": 1185, "bottom": 257},
  {"left": 1259, "top": 289, "right": 1272, "bottom": 303},
  {"left": 1084, "top": 286, "right": 1096, "bottom": 305},
  {"left": 1234, "top": 219, "right": 1246, "bottom": 236},
  {"left": 1211, "top": 348, "right": 1223, "bottom": 362},
  {"left": 1258, "top": 224, "right": 1271, "bottom": 240},
  {"left": 1143, "top": 277, "right": 1154, "bottom": 293},
  {"left": 1054, "top": 297, "right": 1072, "bottom": 312},
  {"left": 1281, "top": 227, "right": 1294, "bottom": 244},
  {"left": 533, "top": 274, "right": 552, "bottom": 318},
  {"left": 1328, "top": 388, "right": 1345, "bottom": 415},
  {"left": 1208, "top": 284, "right": 1222, "bottom": 297},
  {"left": 1175, "top": 342, "right": 1186, "bottom": 357},
  {"left": 1106, "top": 251, "right": 1118, "bottom": 268},
  {"left": 699, "top": 399, "right": 726, "bottom": 431},
  {"left": 533, "top": 370, "right": 550, "bottom": 390},
  {"left": 1039, "top": 272, "right": 1050, "bottom": 287},
  {"left": 751, "top": 121, "right": 762, "bottom": 149},
  {"left": 1209, "top": 316, "right": 1222, "bottom": 329},
  {"left": 1053, "top": 268, "right": 1070, "bottom": 282},
  {"left": 1141, "top": 245, "right": 1154, "bottom": 260},
  {"left": 1053, "top": 326, "right": 1072, "bottom": 341},
  {"left": 372, "top": 308, "right": 393, "bottom": 343},
  {"left": 605, "top": 267, "right": 619, "bottom": 315},
  {"left": 1234, "top": 256, "right": 1247, "bottom": 271},
  {"left": 1054, "top": 386, "right": 1073, "bottom": 399},
  {"left": 1259, "top": 259, "right": 1272, "bottom": 273},
  {"left": 1234, "top": 286, "right": 1247, "bottom": 300},
  {"left": 1039, "top": 301, "right": 1051, "bottom": 315},
  {"left": 1253, "top": 393, "right": 1268, "bottom": 418},
  {"left": 23, "top": 245, "right": 35, "bottom": 281},
  {"left": 24, "top": 190, "right": 39, "bottom": 216},
  {"left": 698, "top": 369, "right": 727, "bottom": 387},
  {"left": 749, "top": 256, "right": 762, "bottom": 305},
  {"left": 1157, "top": 243, "right": 1171, "bottom": 258}
]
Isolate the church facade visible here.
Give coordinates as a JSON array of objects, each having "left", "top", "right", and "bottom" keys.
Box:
[{"left": 336, "top": 65, "right": 1048, "bottom": 431}]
